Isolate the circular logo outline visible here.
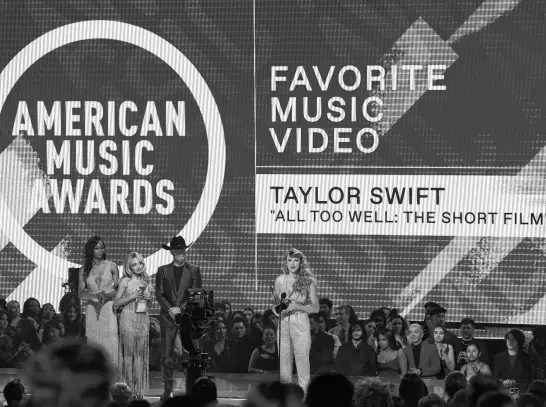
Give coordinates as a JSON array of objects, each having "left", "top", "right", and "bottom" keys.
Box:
[{"left": 0, "top": 20, "right": 226, "bottom": 278}]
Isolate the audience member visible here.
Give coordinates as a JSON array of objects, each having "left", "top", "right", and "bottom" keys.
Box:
[
  {"left": 336, "top": 321, "right": 377, "bottom": 377},
  {"left": 202, "top": 320, "right": 231, "bottom": 373},
  {"left": 387, "top": 314, "right": 409, "bottom": 348},
  {"left": 319, "top": 298, "right": 336, "bottom": 330},
  {"left": 370, "top": 309, "right": 387, "bottom": 332},
  {"left": 444, "top": 371, "right": 467, "bottom": 402},
  {"left": 377, "top": 328, "right": 408, "bottom": 379},
  {"left": 364, "top": 319, "right": 379, "bottom": 350},
  {"left": 316, "top": 311, "right": 340, "bottom": 358},
  {"left": 21, "top": 298, "right": 41, "bottom": 323},
  {"left": 0, "top": 309, "right": 14, "bottom": 367},
  {"left": 248, "top": 326, "right": 279, "bottom": 373},
  {"left": 353, "top": 376, "right": 393, "bottom": 407},
  {"left": 516, "top": 393, "right": 541, "bottom": 407},
  {"left": 2, "top": 379, "right": 26, "bottom": 407},
  {"left": 10, "top": 318, "right": 41, "bottom": 367},
  {"left": 453, "top": 318, "right": 489, "bottom": 368},
  {"left": 450, "top": 388, "right": 469, "bottom": 407},
  {"left": 111, "top": 383, "right": 132, "bottom": 407},
  {"left": 423, "top": 305, "right": 457, "bottom": 347},
  {"left": 41, "top": 320, "right": 64, "bottom": 347},
  {"left": 430, "top": 325, "right": 456, "bottom": 378},
  {"left": 228, "top": 317, "right": 254, "bottom": 373},
  {"left": 6, "top": 301, "right": 21, "bottom": 328},
  {"left": 399, "top": 373, "right": 428, "bottom": 407},
  {"left": 402, "top": 324, "right": 441, "bottom": 378},
  {"left": 306, "top": 373, "right": 354, "bottom": 407},
  {"left": 308, "top": 313, "right": 334, "bottom": 374},
  {"left": 23, "top": 339, "right": 114, "bottom": 407},
  {"left": 418, "top": 393, "right": 446, "bottom": 407},
  {"left": 467, "top": 374, "right": 501, "bottom": 407},
  {"left": 527, "top": 380, "right": 546, "bottom": 406},
  {"left": 329, "top": 305, "right": 352, "bottom": 344},
  {"left": 392, "top": 395, "right": 407, "bottom": 407},
  {"left": 191, "top": 376, "right": 218, "bottom": 406},
  {"left": 476, "top": 391, "right": 516, "bottom": 407},
  {"left": 527, "top": 326, "right": 546, "bottom": 380},
  {"left": 460, "top": 343, "right": 492, "bottom": 379},
  {"left": 493, "top": 329, "right": 533, "bottom": 392},
  {"left": 244, "top": 381, "right": 304, "bottom": 407}
]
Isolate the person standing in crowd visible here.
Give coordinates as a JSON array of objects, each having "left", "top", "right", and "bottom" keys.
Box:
[
  {"left": 335, "top": 321, "right": 377, "bottom": 377},
  {"left": 202, "top": 320, "right": 231, "bottom": 372},
  {"left": 386, "top": 313, "right": 409, "bottom": 348},
  {"left": 0, "top": 309, "right": 13, "bottom": 367},
  {"left": 2, "top": 379, "right": 26, "bottom": 407},
  {"left": 329, "top": 305, "right": 352, "bottom": 344},
  {"left": 9, "top": 319, "right": 41, "bottom": 368},
  {"left": 493, "top": 329, "right": 533, "bottom": 393},
  {"left": 444, "top": 371, "right": 468, "bottom": 404},
  {"left": 460, "top": 343, "right": 492, "bottom": 380},
  {"left": 454, "top": 318, "right": 489, "bottom": 368},
  {"left": 317, "top": 311, "right": 341, "bottom": 358},
  {"left": 369, "top": 309, "right": 386, "bottom": 332},
  {"left": 363, "top": 319, "right": 379, "bottom": 351},
  {"left": 319, "top": 298, "right": 337, "bottom": 330},
  {"left": 40, "top": 320, "right": 64, "bottom": 348},
  {"left": 62, "top": 303, "right": 85, "bottom": 338},
  {"left": 402, "top": 323, "right": 441, "bottom": 378},
  {"left": 228, "top": 317, "right": 254, "bottom": 372},
  {"left": 431, "top": 325, "right": 456, "bottom": 378},
  {"left": 78, "top": 235, "right": 120, "bottom": 367},
  {"left": 377, "top": 328, "right": 407, "bottom": 379},
  {"left": 308, "top": 313, "right": 335, "bottom": 374},
  {"left": 527, "top": 326, "right": 546, "bottom": 380},
  {"left": 114, "top": 252, "right": 153, "bottom": 399},
  {"left": 6, "top": 301, "right": 20, "bottom": 333},
  {"left": 248, "top": 325, "right": 279, "bottom": 373},
  {"left": 274, "top": 248, "right": 319, "bottom": 393},
  {"left": 155, "top": 236, "right": 202, "bottom": 401},
  {"left": 423, "top": 303, "right": 457, "bottom": 347}
]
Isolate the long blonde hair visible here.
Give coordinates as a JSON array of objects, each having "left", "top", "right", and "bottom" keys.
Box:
[
  {"left": 282, "top": 248, "right": 316, "bottom": 296},
  {"left": 123, "top": 252, "right": 150, "bottom": 285}
]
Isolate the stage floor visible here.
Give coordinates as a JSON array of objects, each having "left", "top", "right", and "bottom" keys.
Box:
[{"left": 0, "top": 369, "right": 446, "bottom": 405}]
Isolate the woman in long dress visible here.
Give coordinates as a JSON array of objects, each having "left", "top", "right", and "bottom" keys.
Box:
[
  {"left": 78, "top": 236, "right": 120, "bottom": 367},
  {"left": 114, "top": 252, "right": 152, "bottom": 398},
  {"left": 274, "top": 248, "right": 319, "bottom": 394}
]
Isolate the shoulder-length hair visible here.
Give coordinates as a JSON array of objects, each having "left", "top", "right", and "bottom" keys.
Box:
[
  {"left": 429, "top": 325, "right": 449, "bottom": 344},
  {"left": 379, "top": 328, "right": 401, "bottom": 350},
  {"left": 15, "top": 318, "right": 41, "bottom": 351},
  {"left": 21, "top": 298, "right": 41, "bottom": 319},
  {"left": 122, "top": 252, "right": 150, "bottom": 285},
  {"left": 83, "top": 236, "right": 106, "bottom": 285},
  {"left": 282, "top": 248, "right": 316, "bottom": 296},
  {"left": 505, "top": 329, "right": 526, "bottom": 351}
]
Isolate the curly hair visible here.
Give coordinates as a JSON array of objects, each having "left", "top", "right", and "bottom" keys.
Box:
[
  {"left": 282, "top": 248, "right": 316, "bottom": 296},
  {"left": 83, "top": 236, "right": 106, "bottom": 287},
  {"left": 122, "top": 252, "right": 150, "bottom": 286}
]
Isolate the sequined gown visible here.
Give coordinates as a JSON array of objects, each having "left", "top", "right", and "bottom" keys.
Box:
[
  {"left": 85, "top": 265, "right": 119, "bottom": 367},
  {"left": 118, "top": 279, "right": 151, "bottom": 396},
  {"left": 278, "top": 275, "right": 311, "bottom": 392}
]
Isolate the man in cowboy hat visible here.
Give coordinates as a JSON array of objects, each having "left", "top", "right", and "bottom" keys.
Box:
[{"left": 155, "top": 236, "right": 202, "bottom": 400}]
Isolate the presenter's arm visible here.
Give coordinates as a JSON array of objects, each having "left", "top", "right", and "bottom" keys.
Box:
[
  {"left": 192, "top": 267, "right": 202, "bottom": 288},
  {"left": 155, "top": 268, "right": 173, "bottom": 313},
  {"left": 104, "top": 263, "right": 120, "bottom": 300},
  {"left": 113, "top": 278, "right": 138, "bottom": 308},
  {"left": 293, "top": 282, "right": 319, "bottom": 314},
  {"left": 78, "top": 267, "right": 96, "bottom": 301}
]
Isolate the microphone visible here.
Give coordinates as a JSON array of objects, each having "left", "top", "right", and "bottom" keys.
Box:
[{"left": 273, "top": 292, "right": 290, "bottom": 316}]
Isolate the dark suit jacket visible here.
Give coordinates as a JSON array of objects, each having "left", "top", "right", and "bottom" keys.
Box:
[
  {"left": 155, "top": 261, "right": 202, "bottom": 327},
  {"left": 493, "top": 350, "right": 532, "bottom": 392},
  {"left": 402, "top": 341, "right": 441, "bottom": 377},
  {"left": 335, "top": 340, "right": 377, "bottom": 377},
  {"left": 310, "top": 331, "right": 335, "bottom": 374}
]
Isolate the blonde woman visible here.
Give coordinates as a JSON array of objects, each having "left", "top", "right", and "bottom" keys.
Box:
[
  {"left": 114, "top": 252, "right": 153, "bottom": 398},
  {"left": 273, "top": 248, "right": 320, "bottom": 394}
]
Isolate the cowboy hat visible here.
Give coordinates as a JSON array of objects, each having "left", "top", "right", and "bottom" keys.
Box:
[{"left": 162, "top": 236, "right": 191, "bottom": 250}]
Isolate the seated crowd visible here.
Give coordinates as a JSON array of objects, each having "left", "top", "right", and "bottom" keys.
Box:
[{"left": 1, "top": 295, "right": 546, "bottom": 407}]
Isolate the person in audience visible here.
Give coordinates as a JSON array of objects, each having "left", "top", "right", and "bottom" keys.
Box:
[
  {"left": 111, "top": 383, "right": 133, "bottom": 407},
  {"left": 38, "top": 303, "right": 55, "bottom": 334},
  {"left": 244, "top": 381, "right": 304, "bottom": 407},
  {"left": 114, "top": 252, "right": 153, "bottom": 399},
  {"left": 335, "top": 320, "right": 376, "bottom": 376},
  {"left": 308, "top": 313, "right": 334, "bottom": 374},
  {"left": 516, "top": 393, "right": 541, "bottom": 407},
  {"left": 431, "top": 325, "right": 456, "bottom": 378},
  {"left": 6, "top": 301, "right": 21, "bottom": 328},
  {"left": 319, "top": 298, "right": 337, "bottom": 330},
  {"left": 229, "top": 317, "right": 254, "bottom": 373},
  {"left": 10, "top": 318, "right": 41, "bottom": 367},
  {"left": 202, "top": 320, "right": 231, "bottom": 373},
  {"left": 79, "top": 235, "right": 120, "bottom": 367},
  {"left": 63, "top": 303, "right": 85, "bottom": 338},
  {"left": 527, "top": 380, "right": 546, "bottom": 406},
  {"left": 23, "top": 339, "right": 114, "bottom": 407},
  {"left": 0, "top": 309, "right": 14, "bottom": 367},
  {"left": 377, "top": 327, "right": 408, "bottom": 378},
  {"left": 317, "top": 311, "right": 341, "bottom": 358},
  {"left": 2, "top": 379, "right": 26, "bottom": 407},
  {"left": 370, "top": 309, "right": 387, "bottom": 332},
  {"left": 244, "top": 308, "right": 263, "bottom": 349},
  {"left": 364, "top": 319, "right": 379, "bottom": 350},
  {"left": 249, "top": 325, "right": 279, "bottom": 373},
  {"left": 402, "top": 323, "right": 441, "bottom": 378},
  {"left": 306, "top": 373, "right": 354, "bottom": 407},
  {"left": 423, "top": 304, "right": 457, "bottom": 347},
  {"left": 221, "top": 300, "right": 233, "bottom": 327},
  {"left": 191, "top": 376, "right": 218, "bottom": 406},
  {"left": 252, "top": 313, "right": 264, "bottom": 333},
  {"left": 381, "top": 307, "right": 391, "bottom": 318},
  {"left": 353, "top": 376, "right": 393, "bottom": 407},
  {"left": 476, "top": 391, "right": 516, "bottom": 407},
  {"left": 387, "top": 313, "right": 409, "bottom": 348},
  {"left": 392, "top": 395, "right": 407, "bottom": 407},
  {"left": 21, "top": 298, "right": 41, "bottom": 324},
  {"left": 399, "top": 373, "right": 429, "bottom": 407},
  {"left": 444, "top": 371, "right": 467, "bottom": 403},
  {"left": 467, "top": 374, "right": 501, "bottom": 407},
  {"left": 493, "top": 329, "right": 533, "bottom": 393},
  {"left": 460, "top": 343, "right": 492, "bottom": 379},
  {"left": 263, "top": 309, "right": 279, "bottom": 331},
  {"left": 450, "top": 388, "right": 469, "bottom": 407},
  {"left": 418, "top": 394, "right": 446, "bottom": 407},
  {"left": 243, "top": 308, "right": 255, "bottom": 325},
  {"left": 453, "top": 318, "right": 489, "bottom": 368},
  {"left": 329, "top": 305, "right": 352, "bottom": 344},
  {"left": 527, "top": 326, "right": 546, "bottom": 380},
  {"left": 41, "top": 320, "right": 64, "bottom": 348}
]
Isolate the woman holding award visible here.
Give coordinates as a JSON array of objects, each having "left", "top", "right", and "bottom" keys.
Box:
[
  {"left": 274, "top": 248, "right": 319, "bottom": 394},
  {"left": 114, "top": 252, "right": 153, "bottom": 398}
]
